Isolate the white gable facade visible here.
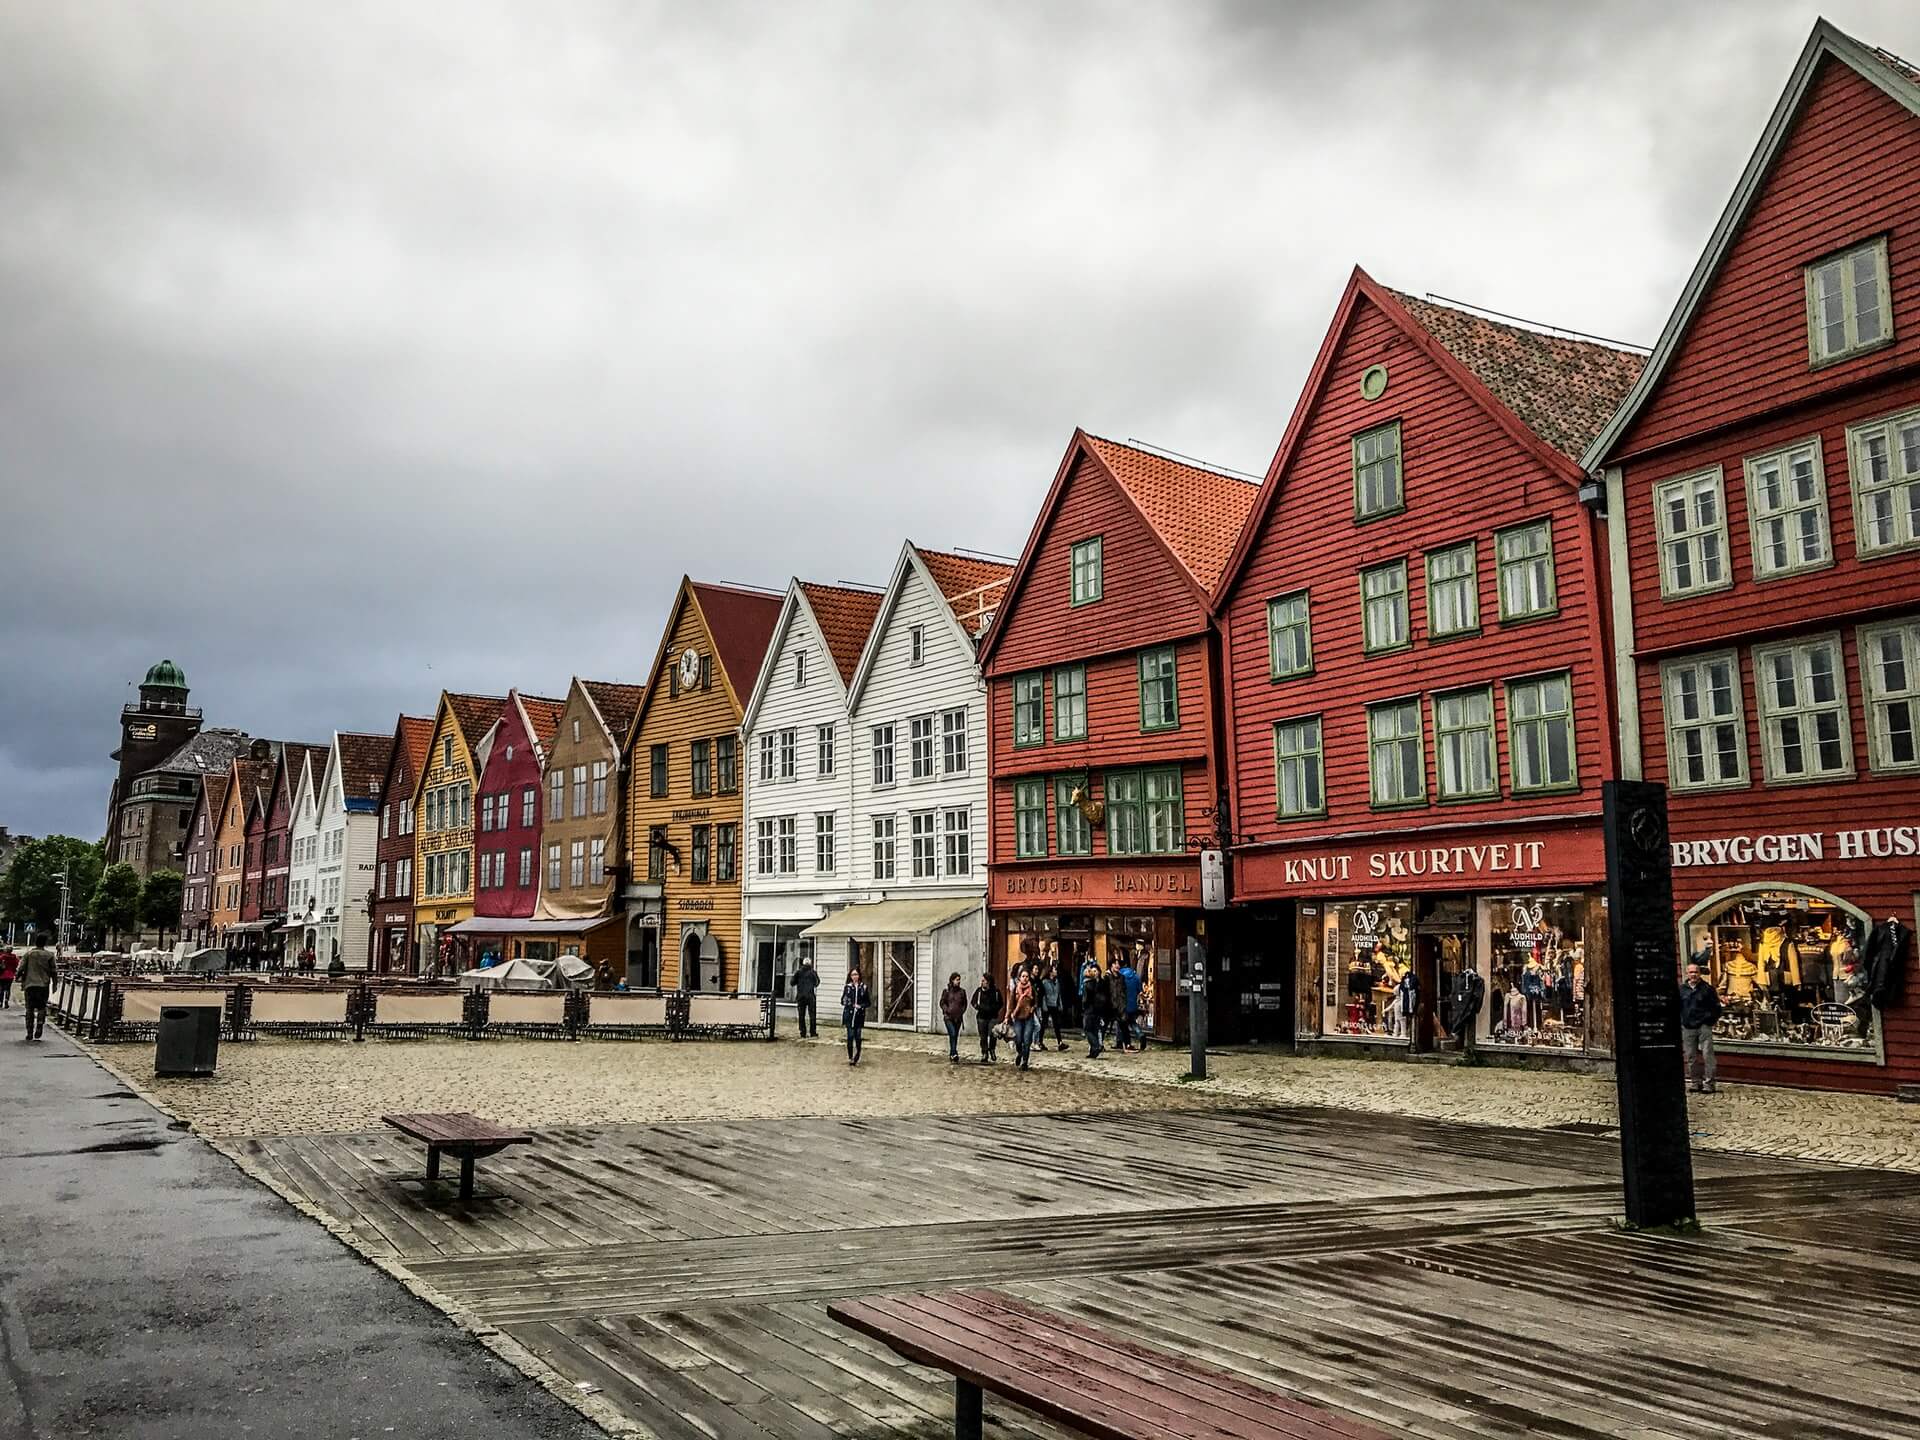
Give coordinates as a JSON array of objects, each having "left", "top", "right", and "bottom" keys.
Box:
[
  {"left": 286, "top": 754, "right": 323, "bottom": 966},
  {"left": 293, "top": 737, "right": 381, "bottom": 971},
  {"left": 826, "top": 546, "right": 994, "bottom": 1031},
  {"left": 740, "top": 585, "right": 860, "bottom": 1006}
]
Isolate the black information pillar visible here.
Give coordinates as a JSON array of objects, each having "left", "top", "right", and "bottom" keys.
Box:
[{"left": 1602, "top": 780, "right": 1697, "bottom": 1228}]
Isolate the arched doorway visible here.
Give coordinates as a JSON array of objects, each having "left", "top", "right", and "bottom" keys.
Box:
[
  {"left": 1676, "top": 882, "right": 1874, "bottom": 1051},
  {"left": 679, "top": 923, "right": 723, "bottom": 992}
]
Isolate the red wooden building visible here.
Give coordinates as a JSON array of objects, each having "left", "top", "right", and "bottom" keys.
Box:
[
  {"left": 1215, "top": 271, "right": 1644, "bottom": 1060},
  {"left": 372, "top": 714, "right": 433, "bottom": 973},
  {"left": 1588, "top": 22, "right": 1920, "bottom": 1093},
  {"left": 982, "top": 431, "right": 1264, "bottom": 1041},
  {"left": 463, "top": 691, "right": 566, "bottom": 958}
]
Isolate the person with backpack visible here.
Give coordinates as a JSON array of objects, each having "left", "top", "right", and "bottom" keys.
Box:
[
  {"left": 971, "top": 970, "right": 1003, "bottom": 1063},
  {"left": 939, "top": 973, "right": 969, "bottom": 1062},
  {"left": 1079, "top": 959, "right": 1105, "bottom": 1058},
  {"left": 1119, "top": 953, "right": 1145, "bottom": 1051}
]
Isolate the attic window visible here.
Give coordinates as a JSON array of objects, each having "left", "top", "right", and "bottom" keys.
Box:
[
  {"left": 1353, "top": 421, "right": 1403, "bottom": 519},
  {"left": 572, "top": 719, "right": 581, "bottom": 743},
  {"left": 505, "top": 745, "right": 514, "bottom": 762},
  {"left": 1070, "top": 537, "right": 1103, "bottom": 606},
  {"left": 910, "top": 625, "right": 925, "bottom": 666},
  {"left": 1806, "top": 237, "right": 1891, "bottom": 366},
  {"left": 795, "top": 652, "right": 808, "bottom": 688}
]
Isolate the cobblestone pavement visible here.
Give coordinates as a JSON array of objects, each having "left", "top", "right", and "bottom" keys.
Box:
[
  {"left": 824, "top": 1025, "right": 1920, "bottom": 1172},
  {"left": 95, "top": 1032, "right": 1235, "bottom": 1137},
  {"left": 84, "top": 1024, "right": 1920, "bottom": 1169}
]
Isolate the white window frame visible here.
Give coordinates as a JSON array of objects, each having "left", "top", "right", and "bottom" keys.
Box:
[
  {"left": 1805, "top": 235, "right": 1891, "bottom": 366},
  {"left": 1653, "top": 467, "right": 1732, "bottom": 598},
  {"left": 871, "top": 724, "right": 896, "bottom": 787},
  {"left": 1846, "top": 406, "right": 1920, "bottom": 557},
  {"left": 1752, "top": 634, "right": 1854, "bottom": 784},
  {"left": 779, "top": 728, "right": 797, "bottom": 781},
  {"left": 909, "top": 625, "right": 925, "bottom": 667},
  {"left": 1744, "top": 438, "right": 1832, "bottom": 579},
  {"left": 777, "top": 815, "right": 797, "bottom": 875},
  {"left": 589, "top": 837, "right": 606, "bottom": 885},
  {"left": 570, "top": 839, "right": 585, "bottom": 887},
  {"left": 816, "top": 724, "right": 835, "bottom": 778},
  {"left": 755, "top": 819, "right": 776, "bottom": 877},
  {"left": 1859, "top": 617, "right": 1920, "bottom": 775},
  {"left": 941, "top": 708, "right": 968, "bottom": 776},
  {"left": 909, "top": 714, "right": 935, "bottom": 780},
  {"left": 814, "top": 812, "right": 835, "bottom": 874},
  {"left": 795, "top": 651, "right": 807, "bottom": 689},
  {"left": 759, "top": 732, "right": 777, "bottom": 784},
  {"left": 1659, "top": 650, "right": 1749, "bottom": 792},
  {"left": 910, "top": 811, "right": 937, "bottom": 878},
  {"left": 871, "top": 815, "right": 896, "bottom": 881},
  {"left": 942, "top": 807, "right": 970, "bottom": 877}
]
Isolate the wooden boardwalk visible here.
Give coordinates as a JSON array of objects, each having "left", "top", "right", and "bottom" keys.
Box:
[{"left": 235, "top": 1106, "right": 1920, "bottom": 1439}]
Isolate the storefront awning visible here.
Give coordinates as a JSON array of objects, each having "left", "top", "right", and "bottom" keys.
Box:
[
  {"left": 444, "top": 915, "right": 621, "bottom": 937},
  {"left": 801, "top": 896, "right": 981, "bottom": 941},
  {"left": 224, "top": 921, "right": 273, "bottom": 934}
]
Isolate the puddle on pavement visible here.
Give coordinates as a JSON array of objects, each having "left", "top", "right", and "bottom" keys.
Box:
[{"left": 75, "top": 1137, "right": 171, "bottom": 1154}]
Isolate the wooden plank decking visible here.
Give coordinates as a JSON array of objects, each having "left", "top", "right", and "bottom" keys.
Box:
[{"left": 233, "top": 1105, "right": 1920, "bottom": 1439}]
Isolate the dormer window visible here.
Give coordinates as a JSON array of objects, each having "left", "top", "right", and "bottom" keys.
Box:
[{"left": 1806, "top": 237, "right": 1891, "bottom": 366}]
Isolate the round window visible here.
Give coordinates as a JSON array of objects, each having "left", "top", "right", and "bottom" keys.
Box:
[{"left": 1359, "top": 364, "right": 1389, "bottom": 401}]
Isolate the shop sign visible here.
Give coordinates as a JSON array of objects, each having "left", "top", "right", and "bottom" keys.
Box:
[
  {"left": 1200, "top": 848, "right": 1226, "bottom": 910},
  {"left": 995, "top": 865, "right": 1197, "bottom": 905},
  {"left": 1280, "top": 840, "right": 1547, "bottom": 886},
  {"left": 1671, "top": 826, "right": 1920, "bottom": 867},
  {"left": 1001, "top": 873, "right": 1085, "bottom": 897},
  {"left": 671, "top": 806, "right": 712, "bottom": 822},
  {"left": 681, "top": 897, "right": 715, "bottom": 912},
  {"left": 129, "top": 723, "right": 157, "bottom": 741}
]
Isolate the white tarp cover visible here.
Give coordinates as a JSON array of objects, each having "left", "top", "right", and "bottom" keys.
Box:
[{"left": 456, "top": 957, "right": 554, "bottom": 991}]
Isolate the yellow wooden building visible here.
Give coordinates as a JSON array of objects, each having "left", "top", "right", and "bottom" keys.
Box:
[
  {"left": 622, "top": 578, "right": 781, "bottom": 990},
  {"left": 411, "top": 691, "right": 503, "bottom": 972}
]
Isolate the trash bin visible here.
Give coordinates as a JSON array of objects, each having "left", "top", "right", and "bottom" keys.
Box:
[{"left": 156, "top": 1005, "right": 221, "bottom": 1077}]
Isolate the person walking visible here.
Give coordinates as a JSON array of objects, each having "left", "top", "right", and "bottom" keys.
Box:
[
  {"left": 939, "top": 973, "right": 969, "bottom": 1062},
  {"left": 1119, "top": 953, "right": 1145, "bottom": 1052},
  {"left": 1079, "top": 959, "right": 1104, "bottom": 1058},
  {"left": 19, "top": 933, "right": 58, "bottom": 1041},
  {"left": 1009, "top": 964, "right": 1039, "bottom": 1070},
  {"left": 1039, "top": 961, "right": 1065, "bottom": 1051},
  {"left": 1106, "top": 961, "right": 1130, "bottom": 1051},
  {"left": 840, "top": 964, "right": 871, "bottom": 1066},
  {"left": 792, "top": 955, "right": 820, "bottom": 1038},
  {"left": 972, "top": 970, "right": 1003, "bottom": 1063},
  {"left": 0, "top": 944, "right": 17, "bottom": 1008},
  {"left": 1679, "top": 961, "right": 1723, "bottom": 1094}
]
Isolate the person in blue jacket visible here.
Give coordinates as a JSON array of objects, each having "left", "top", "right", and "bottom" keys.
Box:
[{"left": 1118, "top": 955, "right": 1145, "bottom": 1051}]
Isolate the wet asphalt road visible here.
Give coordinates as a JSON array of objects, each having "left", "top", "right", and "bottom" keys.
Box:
[{"left": 0, "top": 1025, "right": 604, "bottom": 1440}]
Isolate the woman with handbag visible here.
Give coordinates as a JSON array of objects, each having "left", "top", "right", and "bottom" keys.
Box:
[
  {"left": 972, "top": 969, "right": 1004, "bottom": 1063},
  {"left": 1009, "top": 965, "right": 1039, "bottom": 1070},
  {"left": 841, "top": 965, "right": 871, "bottom": 1067}
]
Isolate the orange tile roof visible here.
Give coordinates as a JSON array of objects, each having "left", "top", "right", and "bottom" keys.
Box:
[
  {"left": 916, "top": 547, "right": 1013, "bottom": 636},
  {"left": 1083, "top": 436, "right": 1259, "bottom": 595},
  {"left": 1388, "top": 291, "right": 1646, "bottom": 461},
  {"left": 517, "top": 694, "right": 569, "bottom": 754},
  {"left": 690, "top": 581, "right": 784, "bottom": 698},
  {"left": 446, "top": 692, "right": 506, "bottom": 749},
  {"left": 581, "top": 680, "right": 645, "bottom": 745},
  {"left": 798, "top": 582, "right": 884, "bottom": 685},
  {"left": 397, "top": 715, "right": 434, "bottom": 779}
]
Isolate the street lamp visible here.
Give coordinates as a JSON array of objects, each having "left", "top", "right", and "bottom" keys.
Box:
[{"left": 55, "top": 864, "right": 72, "bottom": 956}]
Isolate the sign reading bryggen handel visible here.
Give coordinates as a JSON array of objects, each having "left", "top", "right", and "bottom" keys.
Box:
[{"left": 1671, "top": 825, "right": 1920, "bottom": 866}]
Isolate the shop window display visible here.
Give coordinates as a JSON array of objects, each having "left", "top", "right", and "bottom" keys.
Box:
[
  {"left": 1478, "top": 893, "right": 1585, "bottom": 1050},
  {"left": 1321, "top": 900, "right": 1414, "bottom": 1038},
  {"left": 1683, "top": 890, "right": 1873, "bottom": 1050}
]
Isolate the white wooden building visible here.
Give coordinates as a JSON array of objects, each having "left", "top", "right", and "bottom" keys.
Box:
[
  {"left": 290, "top": 732, "right": 389, "bottom": 971},
  {"left": 799, "top": 544, "right": 1011, "bottom": 1030}
]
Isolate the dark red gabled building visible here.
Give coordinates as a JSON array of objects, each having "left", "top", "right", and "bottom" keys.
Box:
[
  {"left": 982, "top": 430, "right": 1263, "bottom": 1042},
  {"left": 1589, "top": 22, "right": 1920, "bottom": 1093},
  {"left": 372, "top": 714, "right": 433, "bottom": 974},
  {"left": 1215, "top": 270, "right": 1643, "bottom": 1060},
  {"left": 466, "top": 691, "right": 567, "bottom": 957},
  {"left": 238, "top": 787, "right": 270, "bottom": 965}
]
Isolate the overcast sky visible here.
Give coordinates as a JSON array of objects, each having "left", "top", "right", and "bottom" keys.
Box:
[{"left": 2, "top": 0, "right": 1913, "bottom": 839}]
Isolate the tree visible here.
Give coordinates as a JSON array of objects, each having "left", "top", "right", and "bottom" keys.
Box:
[
  {"left": 89, "top": 863, "right": 142, "bottom": 949},
  {"left": 1, "top": 835, "right": 105, "bottom": 939},
  {"left": 140, "top": 869, "right": 185, "bottom": 947}
]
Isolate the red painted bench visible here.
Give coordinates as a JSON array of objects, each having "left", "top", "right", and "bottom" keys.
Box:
[
  {"left": 828, "top": 1287, "right": 1393, "bottom": 1440},
  {"left": 382, "top": 1111, "right": 533, "bottom": 1202}
]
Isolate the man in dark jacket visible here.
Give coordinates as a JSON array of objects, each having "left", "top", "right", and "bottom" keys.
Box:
[
  {"left": 971, "top": 971, "right": 1003, "bottom": 1063},
  {"left": 792, "top": 956, "right": 820, "bottom": 1038},
  {"left": 19, "top": 934, "right": 59, "bottom": 1041},
  {"left": 1679, "top": 962, "right": 1723, "bottom": 1093}
]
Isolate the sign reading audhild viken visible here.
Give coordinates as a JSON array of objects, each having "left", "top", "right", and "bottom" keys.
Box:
[{"left": 1670, "top": 824, "right": 1920, "bottom": 867}]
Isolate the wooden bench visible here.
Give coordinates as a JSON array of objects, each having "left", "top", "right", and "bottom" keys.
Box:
[
  {"left": 381, "top": 1112, "right": 533, "bottom": 1202},
  {"left": 828, "top": 1287, "right": 1391, "bottom": 1440}
]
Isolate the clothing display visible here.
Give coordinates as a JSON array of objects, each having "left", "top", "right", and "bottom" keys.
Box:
[
  {"left": 1483, "top": 894, "right": 1586, "bottom": 1049},
  {"left": 1690, "top": 892, "right": 1874, "bottom": 1050}
]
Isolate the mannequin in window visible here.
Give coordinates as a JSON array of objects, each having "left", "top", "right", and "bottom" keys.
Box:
[
  {"left": 1392, "top": 966, "right": 1419, "bottom": 1040},
  {"left": 1800, "top": 923, "right": 1836, "bottom": 1003},
  {"left": 1863, "top": 916, "right": 1910, "bottom": 1014},
  {"left": 1756, "top": 924, "right": 1800, "bottom": 993}
]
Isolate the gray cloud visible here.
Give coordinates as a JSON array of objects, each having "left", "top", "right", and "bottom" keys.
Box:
[{"left": 1, "top": 0, "right": 1911, "bottom": 836}]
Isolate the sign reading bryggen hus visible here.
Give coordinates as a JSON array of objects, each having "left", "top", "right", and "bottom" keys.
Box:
[
  {"left": 992, "top": 863, "right": 1198, "bottom": 907},
  {"left": 1238, "top": 820, "right": 1605, "bottom": 895},
  {"left": 1671, "top": 824, "right": 1919, "bottom": 866}
]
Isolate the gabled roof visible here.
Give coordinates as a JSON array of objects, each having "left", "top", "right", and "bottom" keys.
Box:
[
  {"left": 797, "top": 582, "right": 884, "bottom": 686},
  {"left": 580, "top": 680, "right": 644, "bottom": 746},
  {"left": 690, "top": 581, "right": 783, "bottom": 701},
  {"left": 1583, "top": 20, "right": 1920, "bottom": 470},
  {"left": 1081, "top": 436, "right": 1259, "bottom": 596},
  {"left": 444, "top": 692, "right": 505, "bottom": 751},
  {"left": 1215, "top": 267, "right": 1637, "bottom": 606},
  {"left": 273, "top": 743, "right": 329, "bottom": 823},
  {"left": 980, "top": 429, "right": 1257, "bottom": 669},
  {"left": 189, "top": 773, "right": 231, "bottom": 836},
  {"left": 916, "top": 547, "right": 1012, "bottom": 637},
  {"left": 335, "top": 732, "right": 393, "bottom": 804},
  {"left": 393, "top": 715, "right": 433, "bottom": 783},
  {"left": 514, "top": 693, "right": 569, "bottom": 762},
  {"left": 1389, "top": 292, "right": 1644, "bottom": 461}
]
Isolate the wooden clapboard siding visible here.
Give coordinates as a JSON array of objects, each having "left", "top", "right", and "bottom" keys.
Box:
[
  {"left": 209, "top": 762, "right": 255, "bottom": 936},
  {"left": 1599, "top": 35, "right": 1920, "bottom": 1095},
  {"left": 373, "top": 715, "right": 431, "bottom": 971},
  {"left": 413, "top": 694, "right": 497, "bottom": 936},
  {"left": 1222, "top": 286, "right": 1612, "bottom": 876},
  {"left": 536, "top": 681, "right": 629, "bottom": 923},
  {"left": 985, "top": 453, "right": 1211, "bottom": 675},
  {"left": 1617, "top": 60, "right": 1920, "bottom": 461},
  {"left": 474, "top": 694, "right": 551, "bottom": 922}
]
